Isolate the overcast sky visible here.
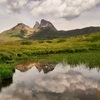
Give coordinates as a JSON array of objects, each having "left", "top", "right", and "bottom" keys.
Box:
[{"left": 0, "top": 0, "right": 100, "bottom": 32}]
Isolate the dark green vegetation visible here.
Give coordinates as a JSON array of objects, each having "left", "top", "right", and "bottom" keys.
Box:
[
  {"left": 0, "top": 64, "right": 14, "bottom": 82},
  {"left": 46, "top": 51, "right": 100, "bottom": 68}
]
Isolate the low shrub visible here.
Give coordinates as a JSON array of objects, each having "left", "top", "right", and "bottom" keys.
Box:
[
  {"left": 38, "top": 40, "right": 44, "bottom": 43},
  {"left": 57, "top": 39, "right": 66, "bottom": 43},
  {"left": 21, "top": 41, "right": 32, "bottom": 45},
  {"left": 46, "top": 40, "right": 52, "bottom": 43},
  {"left": 0, "top": 70, "right": 13, "bottom": 80},
  {"left": 0, "top": 64, "right": 14, "bottom": 82}
]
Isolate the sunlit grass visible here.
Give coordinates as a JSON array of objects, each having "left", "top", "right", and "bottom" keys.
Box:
[
  {"left": 46, "top": 51, "right": 100, "bottom": 68},
  {"left": 0, "top": 32, "right": 100, "bottom": 64}
]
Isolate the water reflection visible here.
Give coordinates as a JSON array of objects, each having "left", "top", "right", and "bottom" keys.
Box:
[
  {"left": 0, "top": 63, "right": 100, "bottom": 100},
  {"left": 16, "top": 62, "right": 56, "bottom": 73},
  {"left": 0, "top": 78, "right": 12, "bottom": 92}
]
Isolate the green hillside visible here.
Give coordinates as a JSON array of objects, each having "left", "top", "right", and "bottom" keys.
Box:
[
  {"left": 0, "top": 23, "right": 34, "bottom": 41},
  {"left": 0, "top": 29, "right": 24, "bottom": 41}
]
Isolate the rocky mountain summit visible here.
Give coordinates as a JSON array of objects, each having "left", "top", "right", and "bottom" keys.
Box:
[
  {"left": 33, "top": 19, "right": 57, "bottom": 31},
  {"left": 33, "top": 21, "right": 40, "bottom": 30},
  {"left": 12, "top": 23, "right": 34, "bottom": 36}
]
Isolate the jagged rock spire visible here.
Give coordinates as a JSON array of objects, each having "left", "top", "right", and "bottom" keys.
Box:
[
  {"left": 33, "top": 19, "right": 57, "bottom": 31},
  {"left": 33, "top": 21, "right": 40, "bottom": 29}
]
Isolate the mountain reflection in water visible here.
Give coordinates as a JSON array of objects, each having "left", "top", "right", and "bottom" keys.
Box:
[
  {"left": 0, "top": 63, "right": 100, "bottom": 100},
  {"left": 16, "top": 62, "right": 55, "bottom": 73}
]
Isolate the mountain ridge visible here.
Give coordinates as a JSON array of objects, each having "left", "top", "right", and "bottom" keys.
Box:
[{"left": 0, "top": 19, "right": 100, "bottom": 41}]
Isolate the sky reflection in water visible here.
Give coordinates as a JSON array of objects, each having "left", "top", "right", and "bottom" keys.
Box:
[{"left": 0, "top": 63, "right": 100, "bottom": 100}]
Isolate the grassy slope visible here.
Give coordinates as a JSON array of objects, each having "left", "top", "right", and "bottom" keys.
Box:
[
  {"left": 0, "top": 29, "right": 26, "bottom": 41},
  {"left": 0, "top": 32, "right": 100, "bottom": 63}
]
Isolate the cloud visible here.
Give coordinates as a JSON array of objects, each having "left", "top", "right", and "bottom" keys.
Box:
[
  {"left": 33, "top": 70, "right": 100, "bottom": 93},
  {"left": 0, "top": 0, "right": 100, "bottom": 19},
  {"left": 6, "top": 0, "right": 28, "bottom": 14},
  {"left": 0, "top": 0, "right": 27, "bottom": 14},
  {"left": 0, "top": 0, "right": 7, "bottom": 3},
  {"left": 28, "top": 0, "right": 100, "bottom": 19}
]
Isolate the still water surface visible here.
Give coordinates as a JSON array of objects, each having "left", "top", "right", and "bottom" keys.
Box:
[{"left": 0, "top": 63, "right": 100, "bottom": 100}]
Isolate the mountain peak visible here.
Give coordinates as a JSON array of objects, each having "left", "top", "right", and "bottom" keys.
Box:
[
  {"left": 9, "top": 23, "right": 34, "bottom": 38},
  {"left": 33, "top": 21, "right": 40, "bottom": 29},
  {"left": 40, "top": 19, "right": 57, "bottom": 31},
  {"left": 17, "top": 23, "right": 25, "bottom": 26},
  {"left": 12, "top": 23, "right": 29, "bottom": 30},
  {"left": 40, "top": 19, "right": 48, "bottom": 26},
  {"left": 16, "top": 23, "right": 27, "bottom": 27},
  {"left": 33, "top": 19, "right": 57, "bottom": 31}
]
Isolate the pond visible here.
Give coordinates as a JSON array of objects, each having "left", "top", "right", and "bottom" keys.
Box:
[{"left": 0, "top": 63, "right": 100, "bottom": 100}]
